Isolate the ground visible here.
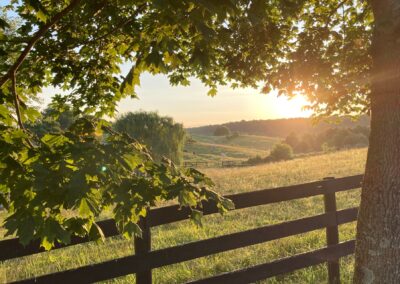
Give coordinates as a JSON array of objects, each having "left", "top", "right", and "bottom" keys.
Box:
[{"left": 0, "top": 148, "right": 366, "bottom": 283}]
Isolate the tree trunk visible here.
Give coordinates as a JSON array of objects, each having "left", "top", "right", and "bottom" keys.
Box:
[{"left": 354, "top": 0, "right": 400, "bottom": 282}]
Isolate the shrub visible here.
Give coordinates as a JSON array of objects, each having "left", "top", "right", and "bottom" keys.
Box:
[
  {"left": 246, "top": 155, "right": 264, "bottom": 165},
  {"left": 226, "top": 131, "right": 240, "bottom": 140},
  {"left": 269, "top": 143, "right": 293, "bottom": 161},
  {"left": 214, "top": 126, "right": 231, "bottom": 136}
]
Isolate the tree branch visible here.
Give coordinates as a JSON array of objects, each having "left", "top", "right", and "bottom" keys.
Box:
[
  {"left": 0, "top": 0, "right": 82, "bottom": 89},
  {"left": 324, "top": 0, "right": 348, "bottom": 28},
  {"left": 11, "top": 72, "right": 24, "bottom": 131},
  {"left": 82, "top": 4, "right": 147, "bottom": 45},
  {"left": 11, "top": 72, "right": 35, "bottom": 148}
]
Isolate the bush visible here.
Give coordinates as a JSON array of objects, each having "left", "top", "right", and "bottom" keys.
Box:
[
  {"left": 343, "top": 133, "right": 369, "bottom": 148},
  {"left": 226, "top": 131, "right": 240, "bottom": 140},
  {"left": 269, "top": 143, "right": 293, "bottom": 161},
  {"left": 214, "top": 126, "right": 230, "bottom": 136},
  {"left": 246, "top": 155, "right": 264, "bottom": 165}
]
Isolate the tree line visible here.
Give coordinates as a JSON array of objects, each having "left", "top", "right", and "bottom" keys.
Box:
[
  {"left": 284, "top": 126, "right": 370, "bottom": 153},
  {"left": 189, "top": 116, "right": 370, "bottom": 138}
]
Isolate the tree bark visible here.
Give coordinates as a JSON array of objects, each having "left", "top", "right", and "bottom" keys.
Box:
[{"left": 354, "top": 0, "right": 400, "bottom": 282}]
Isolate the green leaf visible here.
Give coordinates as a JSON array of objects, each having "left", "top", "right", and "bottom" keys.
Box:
[
  {"left": 79, "top": 198, "right": 93, "bottom": 217},
  {"left": 190, "top": 209, "right": 203, "bottom": 227},
  {"left": 89, "top": 222, "right": 105, "bottom": 242},
  {"left": 18, "top": 216, "right": 36, "bottom": 246},
  {"left": 120, "top": 65, "right": 141, "bottom": 96},
  {"left": 207, "top": 88, "right": 217, "bottom": 96},
  {"left": 220, "top": 197, "right": 235, "bottom": 212},
  {"left": 26, "top": 0, "right": 49, "bottom": 23},
  {"left": 122, "top": 221, "right": 142, "bottom": 239},
  {"left": 41, "top": 133, "right": 70, "bottom": 147}
]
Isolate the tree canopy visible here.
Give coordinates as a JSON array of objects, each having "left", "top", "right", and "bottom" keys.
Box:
[
  {"left": 213, "top": 125, "right": 231, "bottom": 136},
  {"left": 114, "top": 111, "right": 186, "bottom": 165}
]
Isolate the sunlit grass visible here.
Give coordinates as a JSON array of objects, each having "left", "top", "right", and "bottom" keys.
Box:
[
  {"left": 0, "top": 148, "right": 367, "bottom": 283},
  {"left": 184, "top": 134, "right": 278, "bottom": 163}
]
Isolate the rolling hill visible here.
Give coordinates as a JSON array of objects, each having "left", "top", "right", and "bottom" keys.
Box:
[{"left": 187, "top": 116, "right": 370, "bottom": 138}]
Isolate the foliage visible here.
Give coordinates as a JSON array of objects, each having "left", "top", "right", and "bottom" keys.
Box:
[
  {"left": 27, "top": 106, "right": 75, "bottom": 138},
  {"left": 246, "top": 142, "right": 293, "bottom": 165},
  {"left": 269, "top": 143, "right": 293, "bottom": 161},
  {"left": 285, "top": 126, "right": 370, "bottom": 153},
  {"left": 1, "top": 0, "right": 250, "bottom": 249},
  {"left": 189, "top": 116, "right": 370, "bottom": 137},
  {"left": 226, "top": 131, "right": 240, "bottom": 141},
  {"left": 113, "top": 111, "right": 186, "bottom": 165},
  {"left": 285, "top": 132, "right": 299, "bottom": 149},
  {"left": 213, "top": 126, "right": 230, "bottom": 136},
  {"left": 246, "top": 155, "right": 265, "bottom": 166},
  {"left": 1, "top": 116, "right": 234, "bottom": 249}
]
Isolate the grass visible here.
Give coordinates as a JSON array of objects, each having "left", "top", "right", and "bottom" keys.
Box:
[
  {"left": 184, "top": 134, "right": 278, "bottom": 163},
  {"left": 189, "top": 134, "right": 279, "bottom": 151},
  {"left": 0, "top": 148, "right": 367, "bottom": 283}
]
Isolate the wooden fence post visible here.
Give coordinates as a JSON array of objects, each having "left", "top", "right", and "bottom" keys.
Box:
[
  {"left": 134, "top": 214, "right": 152, "bottom": 284},
  {"left": 323, "top": 177, "right": 340, "bottom": 284}
]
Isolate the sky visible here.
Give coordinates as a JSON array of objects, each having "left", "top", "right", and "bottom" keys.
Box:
[{"left": 40, "top": 73, "right": 312, "bottom": 127}]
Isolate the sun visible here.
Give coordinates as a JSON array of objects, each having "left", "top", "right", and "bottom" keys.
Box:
[{"left": 274, "top": 94, "right": 312, "bottom": 118}]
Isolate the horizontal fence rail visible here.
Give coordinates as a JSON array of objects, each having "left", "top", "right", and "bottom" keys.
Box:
[
  {"left": 188, "top": 241, "right": 356, "bottom": 284},
  {"left": 1, "top": 174, "right": 363, "bottom": 284}
]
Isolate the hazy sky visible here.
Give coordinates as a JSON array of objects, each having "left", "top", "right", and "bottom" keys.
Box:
[{"left": 41, "top": 72, "right": 312, "bottom": 127}]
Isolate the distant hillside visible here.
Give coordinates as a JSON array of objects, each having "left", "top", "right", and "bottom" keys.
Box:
[{"left": 187, "top": 116, "right": 370, "bottom": 138}]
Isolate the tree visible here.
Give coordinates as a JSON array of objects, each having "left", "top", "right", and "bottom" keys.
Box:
[
  {"left": 1, "top": 1, "right": 244, "bottom": 250},
  {"left": 343, "top": 132, "right": 369, "bottom": 148},
  {"left": 284, "top": 132, "right": 299, "bottom": 149},
  {"left": 269, "top": 143, "right": 293, "bottom": 161},
  {"left": 0, "top": 0, "right": 398, "bottom": 280},
  {"left": 240, "top": 1, "right": 398, "bottom": 281},
  {"left": 114, "top": 111, "right": 186, "bottom": 165},
  {"left": 28, "top": 106, "right": 75, "bottom": 137},
  {"left": 213, "top": 126, "right": 231, "bottom": 136}
]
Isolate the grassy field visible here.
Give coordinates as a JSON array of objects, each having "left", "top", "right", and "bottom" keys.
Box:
[
  {"left": 0, "top": 148, "right": 367, "bottom": 283},
  {"left": 184, "top": 134, "right": 278, "bottom": 163}
]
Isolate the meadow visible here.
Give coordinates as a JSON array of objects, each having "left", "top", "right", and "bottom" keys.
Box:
[
  {"left": 0, "top": 148, "right": 367, "bottom": 283},
  {"left": 184, "top": 134, "right": 278, "bottom": 162}
]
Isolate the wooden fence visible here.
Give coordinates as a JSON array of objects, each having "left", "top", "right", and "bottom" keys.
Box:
[
  {"left": 183, "top": 160, "right": 246, "bottom": 168},
  {"left": 0, "top": 174, "right": 363, "bottom": 284}
]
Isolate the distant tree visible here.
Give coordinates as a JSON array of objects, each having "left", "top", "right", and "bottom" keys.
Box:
[
  {"left": 213, "top": 126, "right": 230, "bottom": 136},
  {"left": 343, "top": 133, "right": 369, "bottom": 148},
  {"left": 353, "top": 125, "right": 370, "bottom": 138},
  {"left": 114, "top": 112, "right": 186, "bottom": 164},
  {"left": 284, "top": 132, "right": 299, "bottom": 149},
  {"left": 28, "top": 107, "right": 75, "bottom": 138},
  {"left": 295, "top": 140, "right": 312, "bottom": 153},
  {"left": 226, "top": 131, "right": 240, "bottom": 140},
  {"left": 269, "top": 143, "right": 293, "bottom": 161},
  {"left": 246, "top": 155, "right": 264, "bottom": 166}
]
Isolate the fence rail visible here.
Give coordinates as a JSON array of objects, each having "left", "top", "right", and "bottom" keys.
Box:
[
  {"left": 183, "top": 160, "right": 246, "bottom": 168},
  {"left": 1, "top": 174, "right": 363, "bottom": 284}
]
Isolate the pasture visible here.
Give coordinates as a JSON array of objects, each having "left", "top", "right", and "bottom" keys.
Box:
[
  {"left": 0, "top": 148, "right": 367, "bottom": 283},
  {"left": 184, "top": 134, "right": 278, "bottom": 163}
]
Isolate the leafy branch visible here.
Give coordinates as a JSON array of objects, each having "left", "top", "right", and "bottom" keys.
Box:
[{"left": 0, "top": 0, "right": 82, "bottom": 88}]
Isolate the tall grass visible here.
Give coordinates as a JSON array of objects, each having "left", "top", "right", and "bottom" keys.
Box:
[{"left": 0, "top": 148, "right": 367, "bottom": 283}]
